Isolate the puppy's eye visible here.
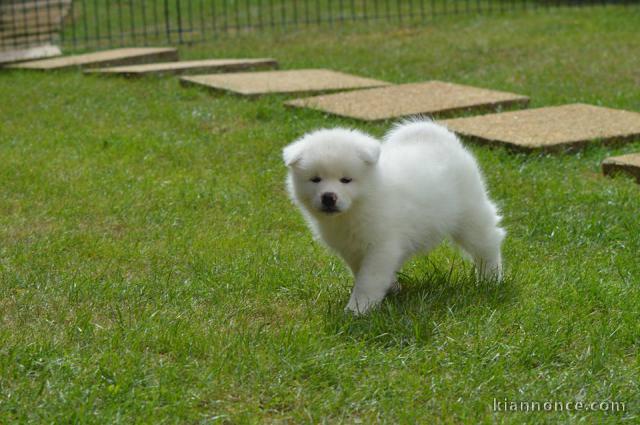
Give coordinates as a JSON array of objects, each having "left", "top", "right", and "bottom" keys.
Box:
[
  {"left": 310, "top": 177, "right": 322, "bottom": 183},
  {"left": 340, "top": 177, "right": 352, "bottom": 184}
]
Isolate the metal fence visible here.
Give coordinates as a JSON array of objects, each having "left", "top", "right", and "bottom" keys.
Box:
[{"left": 0, "top": 0, "right": 637, "bottom": 51}]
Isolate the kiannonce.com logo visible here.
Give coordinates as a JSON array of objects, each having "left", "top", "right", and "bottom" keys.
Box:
[{"left": 493, "top": 398, "right": 627, "bottom": 413}]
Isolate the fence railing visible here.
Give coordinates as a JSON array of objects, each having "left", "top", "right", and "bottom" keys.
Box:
[{"left": 0, "top": 0, "right": 637, "bottom": 52}]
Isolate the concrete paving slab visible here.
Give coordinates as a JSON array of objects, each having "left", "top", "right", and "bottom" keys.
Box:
[
  {"left": 602, "top": 153, "right": 640, "bottom": 183},
  {"left": 84, "top": 58, "right": 278, "bottom": 77},
  {"left": 8, "top": 47, "right": 178, "bottom": 70},
  {"left": 180, "top": 69, "right": 389, "bottom": 96},
  {"left": 443, "top": 104, "right": 640, "bottom": 151},
  {"left": 285, "top": 81, "right": 529, "bottom": 121}
]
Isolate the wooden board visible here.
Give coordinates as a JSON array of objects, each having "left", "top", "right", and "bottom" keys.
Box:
[
  {"left": 285, "top": 81, "right": 529, "bottom": 121},
  {"left": 442, "top": 104, "right": 640, "bottom": 151},
  {"left": 85, "top": 58, "right": 278, "bottom": 77},
  {"left": 7, "top": 47, "right": 179, "bottom": 70},
  {"left": 180, "top": 69, "right": 390, "bottom": 96}
]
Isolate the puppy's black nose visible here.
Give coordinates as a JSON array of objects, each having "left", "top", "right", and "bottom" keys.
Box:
[{"left": 321, "top": 192, "right": 337, "bottom": 207}]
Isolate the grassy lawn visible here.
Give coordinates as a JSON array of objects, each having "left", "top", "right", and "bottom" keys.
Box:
[{"left": 2, "top": 5, "right": 640, "bottom": 423}]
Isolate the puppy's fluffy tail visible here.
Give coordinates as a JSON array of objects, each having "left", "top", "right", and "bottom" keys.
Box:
[{"left": 383, "top": 117, "right": 461, "bottom": 147}]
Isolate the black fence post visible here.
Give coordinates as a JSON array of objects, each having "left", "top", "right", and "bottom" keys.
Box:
[
  {"left": 177, "top": 0, "right": 183, "bottom": 43},
  {"left": 164, "top": 0, "right": 171, "bottom": 44}
]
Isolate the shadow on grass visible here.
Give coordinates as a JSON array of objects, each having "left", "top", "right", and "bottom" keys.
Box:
[{"left": 322, "top": 259, "right": 518, "bottom": 348}]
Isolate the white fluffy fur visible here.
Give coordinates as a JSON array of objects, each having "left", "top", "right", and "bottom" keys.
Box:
[{"left": 283, "top": 119, "right": 505, "bottom": 314}]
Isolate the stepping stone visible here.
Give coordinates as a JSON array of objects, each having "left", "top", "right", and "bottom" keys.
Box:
[
  {"left": 0, "top": 44, "right": 61, "bottom": 66},
  {"left": 602, "top": 153, "right": 640, "bottom": 183},
  {"left": 443, "top": 104, "right": 640, "bottom": 151},
  {"left": 285, "top": 81, "right": 529, "bottom": 121},
  {"left": 8, "top": 47, "right": 178, "bottom": 70},
  {"left": 84, "top": 58, "right": 278, "bottom": 77},
  {"left": 180, "top": 69, "right": 389, "bottom": 96}
]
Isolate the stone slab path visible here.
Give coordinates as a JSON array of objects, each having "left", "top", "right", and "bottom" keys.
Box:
[
  {"left": 443, "top": 104, "right": 640, "bottom": 151},
  {"left": 8, "top": 47, "right": 178, "bottom": 70},
  {"left": 285, "top": 81, "right": 529, "bottom": 121},
  {"left": 85, "top": 58, "right": 278, "bottom": 77},
  {"left": 602, "top": 153, "right": 640, "bottom": 183},
  {"left": 180, "top": 69, "right": 389, "bottom": 96}
]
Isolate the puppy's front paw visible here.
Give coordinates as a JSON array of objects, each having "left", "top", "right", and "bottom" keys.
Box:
[
  {"left": 344, "top": 292, "right": 382, "bottom": 315},
  {"left": 345, "top": 299, "right": 368, "bottom": 315},
  {"left": 344, "top": 301, "right": 369, "bottom": 316}
]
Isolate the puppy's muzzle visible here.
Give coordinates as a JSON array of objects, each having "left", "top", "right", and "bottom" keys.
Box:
[
  {"left": 320, "top": 192, "right": 340, "bottom": 213},
  {"left": 321, "top": 192, "right": 337, "bottom": 208}
]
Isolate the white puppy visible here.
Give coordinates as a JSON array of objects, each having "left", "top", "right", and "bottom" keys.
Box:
[{"left": 283, "top": 119, "right": 505, "bottom": 315}]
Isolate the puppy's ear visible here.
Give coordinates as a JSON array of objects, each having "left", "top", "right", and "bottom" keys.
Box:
[
  {"left": 357, "top": 139, "right": 381, "bottom": 165},
  {"left": 282, "top": 140, "right": 305, "bottom": 167}
]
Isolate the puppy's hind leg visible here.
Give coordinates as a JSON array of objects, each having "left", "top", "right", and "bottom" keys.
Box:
[{"left": 452, "top": 207, "right": 506, "bottom": 281}]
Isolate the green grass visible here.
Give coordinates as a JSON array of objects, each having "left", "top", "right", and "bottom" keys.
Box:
[{"left": 2, "top": 6, "right": 640, "bottom": 424}]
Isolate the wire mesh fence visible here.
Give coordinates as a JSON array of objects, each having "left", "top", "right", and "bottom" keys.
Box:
[{"left": 0, "top": 0, "right": 637, "bottom": 52}]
